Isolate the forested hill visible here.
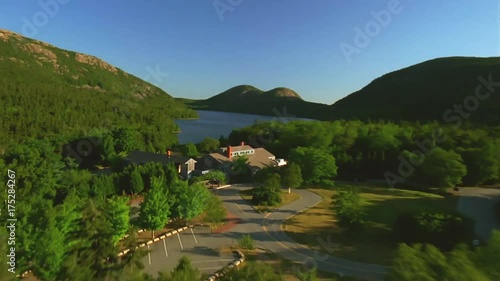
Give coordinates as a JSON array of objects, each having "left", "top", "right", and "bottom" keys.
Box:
[
  {"left": 0, "top": 29, "right": 196, "bottom": 147},
  {"left": 330, "top": 57, "right": 500, "bottom": 125},
  {"left": 177, "top": 85, "right": 331, "bottom": 120}
]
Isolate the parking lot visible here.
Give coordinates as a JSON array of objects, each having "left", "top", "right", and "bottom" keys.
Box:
[{"left": 141, "top": 226, "right": 238, "bottom": 276}]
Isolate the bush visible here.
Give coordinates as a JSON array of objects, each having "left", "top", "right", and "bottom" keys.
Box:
[
  {"left": 251, "top": 173, "right": 282, "bottom": 206},
  {"left": 251, "top": 186, "right": 282, "bottom": 206},
  {"left": 331, "top": 187, "right": 364, "bottom": 229},
  {"left": 239, "top": 234, "right": 254, "bottom": 250},
  {"left": 393, "top": 212, "right": 474, "bottom": 251},
  {"left": 190, "top": 170, "right": 227, "bottom": 185},
  {"left": 203, "top": 194, "right": 227, "bottom": 224}
]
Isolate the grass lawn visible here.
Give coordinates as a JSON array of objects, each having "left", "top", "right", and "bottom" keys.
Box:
[
  {"left": 240, "top": 188, "right": 301, "bottom": 213},
  {"left": 283, "top": 182, "right": 457, "bottom": 265}
]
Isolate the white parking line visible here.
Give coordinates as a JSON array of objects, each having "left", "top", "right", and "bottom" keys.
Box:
[
  {"left": 190, "top": 228, "right": 198, "bottom": 244},
  {"left": 163, "top": 239, "right": 168, "bottom": 257},
  {"left": 191, "top": 259, "right": 235, "bottom": 264},
  {"left": 177, "top": 232, "right": 184, "bottom": 250},
  {"left": 198, "top": 267, "right": 227, "bottom": 270},
  {"left": 147, "top": 245, "right": 151, "bottom": 265}
]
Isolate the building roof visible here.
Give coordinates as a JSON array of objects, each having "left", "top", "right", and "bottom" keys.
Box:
[
  {"left": 124, "top": 151, "right": 196, "bottom": 166},
  {"left": 209, "top": 145, "right": 277, "bottom": 170},
  {"left": 248, "top": 148, "right": 276, "bottom": 169},
  {"left": 220, "top": 145, "right": 254, "bottom": 153},
  {"left": 208, "top": 152, "right": 231, "bottom": 165}
]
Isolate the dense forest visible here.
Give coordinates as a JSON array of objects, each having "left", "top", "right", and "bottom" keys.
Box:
[
  {"left": 0, "top": 137, "right": 224, "bottom": 281},
  {"left": 0, "top": 29, "right": 196, "bottom": 150},
  {"left": 330, "top": 57, "right": 500, "bottom": 124},
  {"left": 228, "top": 120, "right": 500, "bottom": 188}
]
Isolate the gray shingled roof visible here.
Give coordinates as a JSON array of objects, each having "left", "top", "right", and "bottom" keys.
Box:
[{"left": 124, "top": 151, "right": 196, "bottom": 165}]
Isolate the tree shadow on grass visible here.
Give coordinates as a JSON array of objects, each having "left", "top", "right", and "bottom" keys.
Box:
[{"left": 284, "top": 194, "right": 459, "bottom": 265}]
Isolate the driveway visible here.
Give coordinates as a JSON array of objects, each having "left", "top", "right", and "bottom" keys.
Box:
[
  {"left": 455, "top": 187, "right": 500, "bottom": 240},
  {"left": 217, "top": 185, "right": 389, "bottom": 281}
]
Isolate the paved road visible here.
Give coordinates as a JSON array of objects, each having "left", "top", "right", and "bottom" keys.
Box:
[
  {"left": 217, "top": 185, "right": 389, "bottom": 280},
  {"left": 455, "top": 187, "right": 500, "bottom": 240}
]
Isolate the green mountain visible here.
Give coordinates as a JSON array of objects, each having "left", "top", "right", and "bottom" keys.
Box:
[
  {"left": 177, "top": 85, "right": 331, "bottom": 120},
  {"left": 330, "top": 57, "right": 500, "bottom": 125},
  {"left": 0, "top": 29, "right": 196, "bottom": 147}
]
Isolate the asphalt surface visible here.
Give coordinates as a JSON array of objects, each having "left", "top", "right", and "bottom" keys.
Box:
[
  {"left": 218, "top": 185, "right": 389, "bottom": 281},
  {"left": 140, "top": 185, "right": 500, "bottom": 279},
  {"left": 141, "top": 226, "right": 237, "bottom": 276},
  {"left": 141, "top": 184, "right": 389, "bottom": 280},
  {"left": 456, "top": 187, "right": 500, "bottom": 240}
]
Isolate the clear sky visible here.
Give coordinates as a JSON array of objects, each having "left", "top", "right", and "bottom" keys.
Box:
[{"left": 1, "top": 0, "right": 499, "bottom": 104}]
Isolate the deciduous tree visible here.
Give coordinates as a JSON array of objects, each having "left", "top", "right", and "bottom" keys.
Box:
[
  {"left": 139, "top": 177, "right": 171, "bottom": 237},
  {"left": 105, "top": 196, "right": 130, "bottom": 244},
  {"left": 331, "top": 187, "right": 364, "bottom": 229},
  {"left": 289, "top": 147, "right": 337, "bottom": 185},
  {"left": 282, "top": 162, "right": 303, "bottom": 193}
]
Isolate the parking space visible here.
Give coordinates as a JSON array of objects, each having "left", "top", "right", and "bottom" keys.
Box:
[{"left": 141, "top": 226, "right": 237, "bottom": 276}]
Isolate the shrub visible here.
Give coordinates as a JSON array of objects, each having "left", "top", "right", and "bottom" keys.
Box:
[
  {"left": 190, "top": 170, "right": 227, "bottom": 185},
  {"left": 239, "top": 234, "right": 254, "bottom": 250},
  {"left": 251, "top": 173, "right": 282, "bottom": 206},
  {"left": 251, "top": 186, "right": 282, "bottom": 206},
  {"left": 331, "top": 187, "right": 364, "bottom": 229},
  {"left": 203, "top": 194, "right": 227, "bottom": 223},
  {"left": 393, "top": 212, "right": 474, "bottom": 251}
]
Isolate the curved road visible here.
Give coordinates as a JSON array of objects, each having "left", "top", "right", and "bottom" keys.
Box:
[
  {"left": 216, "top": 185, "right": 388, "bottom": 280},
  {"left": 455, "top": 187, "right": 500, "bottom": 241}
]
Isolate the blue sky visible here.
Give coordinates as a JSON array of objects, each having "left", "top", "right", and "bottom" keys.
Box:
[{"left": 1, "top": 0, "right": 499, "bottom": 104}]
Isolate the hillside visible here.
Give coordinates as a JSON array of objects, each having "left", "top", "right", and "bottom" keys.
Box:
[
  {"left": 178, "top": 85, "right": 330, "bottom": 120},
  {"left": 330, "top": 57, "right": 500, "bottom": 124},
  {"left": 0, "top": 29, "right": 196, "bottom": 147}
]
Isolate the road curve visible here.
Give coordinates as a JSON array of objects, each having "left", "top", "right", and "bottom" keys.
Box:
[
  {"left": 217, "top": 185, "right": 389, "bottom": 280},
  {"left": 455, "top": 187, "right": 500, "bottom": 241}
]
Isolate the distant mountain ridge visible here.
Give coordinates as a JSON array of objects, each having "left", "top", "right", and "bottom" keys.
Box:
[
  {"left": 329, "top": 56, "right": 500, "bottom": 125},
  {"left": 179, "top": 57, "right": 500, "bottom": 125},
  {"left": 177, "top": 85, "right": 331, "bottom": 120}
]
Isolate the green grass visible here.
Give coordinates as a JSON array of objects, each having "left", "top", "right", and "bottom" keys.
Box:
[
  {"left": 240, "top": 189, "right": 301, "bottom": 213},
  {"left": 283, "top": 182, "right": 457, "bottom": 265}
]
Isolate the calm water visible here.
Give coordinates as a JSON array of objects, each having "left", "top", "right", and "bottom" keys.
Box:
[{"left": 175, "top": 110, "right": 311, "bottom": 144}]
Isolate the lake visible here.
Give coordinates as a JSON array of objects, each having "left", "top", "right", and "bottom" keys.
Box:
[{"left": 175, "top": 110, "right": 311, "bottom": 144}]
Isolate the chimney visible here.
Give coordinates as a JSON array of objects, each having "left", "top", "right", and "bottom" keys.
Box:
[
  {"left": 227, "top": 146, "right": 232, "bottom": 159},
  {"left": 167, "top": 150, "right": 171, "bottom": 158},
  {"left": 240, "top": 141, "right": 244, "bottom": 147}
]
